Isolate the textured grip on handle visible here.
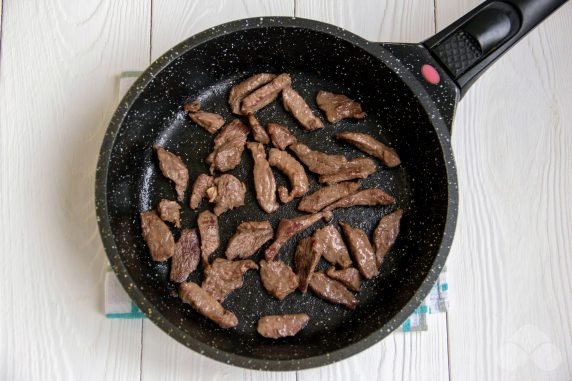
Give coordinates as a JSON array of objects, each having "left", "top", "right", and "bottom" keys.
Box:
[{"left": 432, "top": 32, "right": 482, "bottom": 77}]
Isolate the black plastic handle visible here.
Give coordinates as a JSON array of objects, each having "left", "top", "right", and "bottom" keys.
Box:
[{"left": 424, "top": 0, "right": 568, "bottom": 97}]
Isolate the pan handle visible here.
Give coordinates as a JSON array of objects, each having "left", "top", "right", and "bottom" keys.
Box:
[{"left": 423, "top": 0, "right": 567, "bottom": 97}]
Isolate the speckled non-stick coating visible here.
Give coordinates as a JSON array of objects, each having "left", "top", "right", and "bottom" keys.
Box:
[{"left": 96, "top": 17, "right": 458, "bottom": 371}]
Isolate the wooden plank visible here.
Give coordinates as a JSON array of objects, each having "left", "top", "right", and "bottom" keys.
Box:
[
  {"left": 436, "top": 1, "right": 572, "bottom": 380},
  {"left": 0, "top": 0, "right": 150, "bottom": 380}
]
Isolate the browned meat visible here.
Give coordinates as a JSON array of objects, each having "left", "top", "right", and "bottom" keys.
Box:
[
  {"left": 179, "top": 281, "right": 238, "bottom": 328},
  {"left": 294, "top": 237, "right": 320, "bottom": 293},
  {"left": 282, "top": 87, "right": 324, "bottom": 131},
  {"left": 309, "top": 272, "right": 357, "bottom": 310},
  {"left": 206, "top": 119, "right": 249, "bottom": 173},
  {"left": 197, "top": 210, "right": 219, "bottom": 265},
  {"left": 229, "top": 73, "right": 277, "bottom": 115},
  {"left": 324, "top": 188, "right": 395, "bottom": 211},
  {"left": 289, "top": 142, "right": 347, "bottom": 175},
  {"left": 373, "top": 209, "right": 403, "bottom": 268},
  {"left": 189, "top": 111, "right": 225, "bottom": 134},
  {"left": 153, "top": 145, "right": 189, "bottom": 202},
  {"left": 183, "top": 99, "right": 201, "bottom": 113},
  {"left": 157, "top": 199, "right": 181, "bottom": 228},
  {"left": 313, "top": 225, "right": 352, "bottom": 268},
  {"left": 265, "top": 212, "right": 325, "bottom": 260},
  {"left": 298, "top": 182, "right": 360, "bottom": 213},
  {"left": 202, "top": 258, "right": 258, "bottom": 302},
  {"left": 326, "top": 267, "right": 361, "bottom": 292},
  {"left": 189, "top": 174, "right": 214, "bottom": 209},
  {"left": 316, "top": 91, "right": 366, "bottom": 123},
  {"left": 241, "top": 73, "right": 292, "bottom": 115},
  {"left": 319, "top": 158, "right": 377, "bottom": 184},
  {"left": 247, "top": 142, "right": 279, "bottom": 213},
  {"left": 337, "top": 132, "right": 401, "bottom": 167},
  {"left": 140, "top": 211, "right": 175, "bottom": 262},
  {"left": 226, "top": 221, "right": 273, "bottom": 260},
  {"left": 268, "top": 148, "right": 309, "bottom": 204},
  {"left": 340, "top": 222, "right": 378, "bottom": 279},
  {"left": 259, "top": 260, "right": 299, "bottom": 300},
  {"left": 247, "top": 114, "right": 270, "bottom": 144},
  {"left": 257, "top": 314, "right": 310, "bottom": 339},
  {"left": 170, "top": 228, "right": 201, "bottom": 283},
  {"left": 267, "top": 122, "right": 297, "bottom": 150},
  {"left": 207, "top": 174, "right": 246, "bottom": 216}
]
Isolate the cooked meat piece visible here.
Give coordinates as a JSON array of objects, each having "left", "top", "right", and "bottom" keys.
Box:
[
  {"left": 289, "top": 142, "right": 347, "bottom": 175},
  {"left": 206, "top": 119, "right": 249, "bottom": 173},
  {"left": 208, "top": 174, "right": 246, "bottom": 216},
  {"left": 157, "top": 199, "right": 181, "bottom": 228},
  {"left": 183, "top": 99, "right": 201, "bottom": 113},
  {"left": 323, "top": 188, "right": 395, "bottom": 211},
  {"left": 153, "top": 145, "right": 189, "bottom": 202},
  {"left": 247, "top": 114, "right": 270, "bottom": 144},
  {"left": 226, "top": 221, "right": 273, "bottom": 260},
  {"left": 268, "top": 148, "right": 309, "bottom": 204},
  {"left": 241, "top": 73, "right": 292, "bottom": 115},
  {"left": 265, "top": 212, "right": 325, "bottom": 260},
  {"left": 294, "top": 237, "right": 320, "bottom": 293},
  {"left": 259, "top": 260, "right": 299, "bottom": 300},
  {"left": 340, "top": 222, "right": 378, "bottom": 279},
  {"left": 189, "top": 111, "right": 225, "bottom": 134},
  {"left": 316, "top": 91, "right": 366, "bottom": 123},
  {"left": 179, "top": 281, "right": 238, "bottom": 329},
  {"left": 202, "top": 258, "right": 258, "bottom": 302},
  {"left": 170, "top": 228, "right": 201, "bottom": 283},
  {"left": 257, "top": 314, "right": 310, "bottom": 339},
  {"left": 326, "top": 267, "right": 361, "bottom": 292},
  {"left": 373, "top": 209, "right": 403, "bottom": 268},
  {"left": 140, "top": 211, "right": 175, "bottom": 262},
  {"left": 337, "top": 132, "right": 400, "bottom": 167},
  {"left": 319, "top": 158, "right": 377, "bottom": 184},
  {"left": 267, "top": 122, "right": 297, "bottom": 150},
  {"left": 298, "top": 182, "right": 360, "bottom": 213},
  {"left": 309, "top": 272, "right": 357, "bottom": 310},
  {"left": 197, "top": 210, "right": 219, "bottom": 265},
  {"left": 229, "top": 73, "right": 277, "bottom": 115},
  {"left": 247, "top": 142, "right": 279, "bottom": 213},
  {"left": 282, "top": 87, "right": 324, "bottom": 131},
  {"left": 189, "top": 174, "right": 214, "bottom": 209},
  {"left": 313, "top": 225, "right": 352, "bottom": 268}
]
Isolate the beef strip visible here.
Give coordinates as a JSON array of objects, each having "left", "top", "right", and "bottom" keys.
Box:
[
  {"left": 179, "top": 281, "right": 238, "bottom": 329},
  {"left": 289, "top": 142, "right": 347, "bottom": 175},
  {"left": 373, "top": 209, "right": 403, "bottom": 268},
  {"left": 312, "top": 225, "right": 353, "bottom": 268},
  {"left": 309, "top": 272, "right": 358, "bottom": 310},
  {"left": 259, "top": 259, "right": 299, "bottom": 300},
  {"left": 267, "top": 122, "right": 297, "bottom": 150},
  {"left": 282, "top": 87, "right": 324, "bottom": 131},
  {"left": 323, "top": 188, "right": 395, "bottom": 211},
  {"left": 319, "top": 158, "right": 377, "bottom": 184},
  {"left": 153, "top": 145, "right": 189, "bottom": 202},
  {"left": 157, "top": 199, "right": 181, "bottom": 228},
  {"left": 247, "top": 114, "right": 270, "bottom": 144},
  {"left": 206, "top": 119, "right": 249, "bottom": 173},
  {"left": 316, "top": 91, "right": 366, "bottom": 123},
  {"left": 202, "top": 258, "right": 258, "bottom": 302},
  {"left": 265, "top": 212, "right": 325, "bottom": 260},
  {"left": 189, "top": 174, "right": 214, "bottom": 209},
  {"left": 268, "top": 148, "right": 309, "bottom": 204},
  {"left": 247, "top": 142, "right": 279, "bottom": 213},
  {"left": 257, "top": 314, "right": 310, "bottom": 339},
  {"left": 189, "top": 111, "right": 225, "bottom": 134},
  {"left": 140, "top": 211, "right": 175, "bottom": 261},
  {"left": 197, "top": 210, "right": 219, "bottom": 265},
  {"left": 226, "top": 221, "right": 273, "bottom": 260},
  {"left": 294, "top": 237, "right": 321, "bottom": 293},
  {"left": 208, "top": 174, "right": 246, "bottom": 216},
  {"left": 326, "top": 267, "right": 361, "bottom": 292},
  {"left": 298, "top": 181, "right": 360, "bottom": 213},
  {"left": 170, "top": 228, "right": 201, "bottom": 283},
  {"left": 229, "top": 73, "right": 277, "bottom": 115},
  {"left": 241, "top": 73, "right": 292, "bottom": 115},
  {"left": 340, "top": 222, "right": 378, "bottom": 279},
  {"left": 183, "top": 99, "right": 201, "bottom": 113},
  {"left": 337, "top": 131, "right": 401, "bottom": 167}
]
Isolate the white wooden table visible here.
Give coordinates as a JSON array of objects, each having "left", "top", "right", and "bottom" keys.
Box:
[{"left": 1, "top": 1, "right": 571, "bottom": 380}]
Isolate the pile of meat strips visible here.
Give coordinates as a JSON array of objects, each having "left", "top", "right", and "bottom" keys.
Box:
[{"left": 140, "top": 73, "right": 403, "bottom": 339}]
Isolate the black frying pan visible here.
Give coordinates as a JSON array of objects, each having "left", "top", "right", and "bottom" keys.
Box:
[{"left": 95, "top": 0, "right": 567, "bottom": 370}]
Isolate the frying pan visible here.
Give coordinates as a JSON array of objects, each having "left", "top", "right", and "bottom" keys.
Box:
[{"left": 95, "top": 0, "right": 567, "bottom": 370}]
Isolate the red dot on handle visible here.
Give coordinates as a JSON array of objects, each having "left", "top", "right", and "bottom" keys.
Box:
[{"left": 421, "top": 64, "right": 440, "bottom": 85}]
